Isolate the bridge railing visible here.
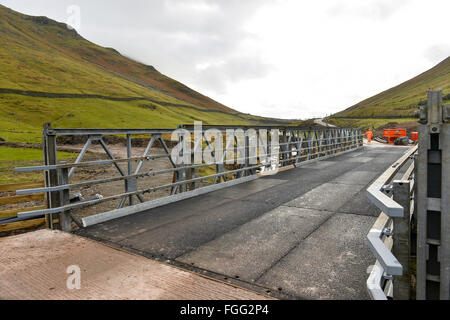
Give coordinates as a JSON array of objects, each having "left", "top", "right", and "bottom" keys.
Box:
[
  {"left": 11, "top": 123, "right": 363, "bottom": 232},
  {"left": 415, "top": 90, "right": 449, "bottom": 300},
  {"left": 366, "top": 145, "right": 418, "bottom": 300}
]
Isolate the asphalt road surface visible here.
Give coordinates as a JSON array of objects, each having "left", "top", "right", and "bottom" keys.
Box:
[{"left": 78, "top": 144, "right": 410, "bottom": 300}]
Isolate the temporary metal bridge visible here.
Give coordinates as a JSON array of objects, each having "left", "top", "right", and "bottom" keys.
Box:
[
  {"left": 13, "top": 124, "right": 363, "bottom": 230},
  {"left": 5, "top": 90, "right": 449, "bottom": 300}
]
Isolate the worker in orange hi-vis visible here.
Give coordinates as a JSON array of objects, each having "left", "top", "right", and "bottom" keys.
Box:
[{"left": 365, "top": 129, "right": 373, "bottom": 143}]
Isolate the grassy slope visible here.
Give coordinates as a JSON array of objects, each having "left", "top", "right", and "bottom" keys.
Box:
[
  {"left": 334, "top": 56, "right": 450, "bottom": 118},
  {"left": 0, "top": 5, "right": 284, "bottom": 143},
  {"left": 0, "top": 94, "right": 254, "bottom": 143},
  {"left": 0, "top": 146, "right": 75, "bottom": 162},
  {"left": 327, "top": 56, "right": 450, "bottom": 131},
  {"left": 0, "top": 146, "right": 77, "bottom": 184},
  {"left": 327, "top": 117, "right": 417, "bottom": 130},
  {"left": 0, "top": 6, "right": 185, "bottom": 103}
]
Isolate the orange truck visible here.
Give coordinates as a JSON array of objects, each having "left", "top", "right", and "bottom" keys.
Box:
[{"left": 383, "top": 128, "right": 407, "bottom": 144}]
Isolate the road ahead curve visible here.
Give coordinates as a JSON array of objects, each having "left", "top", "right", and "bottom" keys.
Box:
[{"left": 314, "top": 118, "right": 336, "bottom": 127}]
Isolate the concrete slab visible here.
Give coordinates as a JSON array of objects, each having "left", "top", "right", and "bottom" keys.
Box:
[
  {"left": 178, "top": 207, "right": 334, "bottom": 282},
  {"left": 337, "top": 189, "right": 382, "bottom": 217},
  {"left": 216, "top": 178, "right": 287, "bottom": 200},
  {"left": 372, "top": 148, "right": 410, "bottom": 153},
  {"left": 297, "top": 161, "right": 336, "bottom": 169},
  {"left": 348, "top": 151, "right": 367, "bottom": 158},
  {"left": 344, "top": 157, "right": 374, "bottom": 163},
  {"left": 257, "top": 213, "right": 376, "bottom": 300},
  {"left": 371, "top": 156, "right": 405, "bottom": 165},
  {"left": 283, "top": 182, "right": 366, "bottom": 211},
  {"left": 331, "top": 170, "right": 379, "bottom": 186},
  {"left": 115, "top": 199, "right": 278, "bottom": 259},
  {"left": 0, "top": 230, "right": 270, "bottom": 300},
  {"left": 77, "top": 196, "right": 233, "bottom": 243},
  {"left": 241, "top": 163, "right": 367, "bottom": 207}
]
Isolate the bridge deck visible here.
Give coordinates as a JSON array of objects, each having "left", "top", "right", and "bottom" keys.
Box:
[{"left": 77, "top": 144, "right": 410, "bottom": 299}]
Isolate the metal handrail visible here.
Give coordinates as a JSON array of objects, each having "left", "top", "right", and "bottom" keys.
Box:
[
  {"left": 9, "top": 125, "right": 363, "bottom": 230},
  {"left": 366, "top": 145, "right": 418, "bottom": 300},
  {"left": 366, "top": 213, "right": 402, "bottom": 276},
  {"left": 366, "top": 145, "right": 418, "bottom": 218}
]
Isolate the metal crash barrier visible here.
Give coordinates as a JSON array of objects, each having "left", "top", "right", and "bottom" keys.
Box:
[
  {"left": 367, "top": 90, "right": 449, "bottom": 300},
  {"left": 366, "top": 145, "right": 417, "bottom": 300}
]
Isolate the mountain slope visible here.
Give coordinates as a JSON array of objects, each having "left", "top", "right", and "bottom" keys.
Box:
[
  {"left": 0, "top": 4, "right": 236, "bottom": 112},
  {"left": 334, "top": 56, "right": 450, "bottom": 118},
  {"left": 0, "top": 5, "right": 287, "bottom": 143}
]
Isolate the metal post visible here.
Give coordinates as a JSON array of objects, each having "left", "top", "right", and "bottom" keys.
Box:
[
  {"left": 189, "top": 132, "right": 196, "bottom": 189},
  {"left": 416, "top": 90, "right": 449, "bottom": 300},
  {"left": 43, "top": 123, "right": 60, "bottom": 230},
  {"left": 59, "top": 167, "right": 72, "bottom": 232},
  {"left": 392, "top": 180, "right": 411, "bottom": 300},
  {"left": 318, "top": 131, "right": 323, "bottom": 157},
  {"left": 441, "top": 103, "right": 450, "bottom": 300},
  {"left": 126, "top": 134, "right": 134, "bottom": 206},
  {"left": 42, "top": 126, "right": 51, "bottom": 228},
  {"left": 359, "top": 128, "right": 363, "bottom": 147},
  {"left": 245, "top": 131, "right": 250, "bottom": 175},
  {"left": 411, "top": 155, "right": 418, "bottom": 258},
  {"left": 307, "top": 130, "right": 312, "bottom": 160}
]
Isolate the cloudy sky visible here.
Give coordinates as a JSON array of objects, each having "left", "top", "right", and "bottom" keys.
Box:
[{"left": 1, "top": 0, "right": 449, "bottom": 119}]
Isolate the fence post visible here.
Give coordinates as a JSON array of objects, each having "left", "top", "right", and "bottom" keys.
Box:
[
  {"left": 392, "top": 180, "right": 411, "bottom": 300},
  {"left": 43, "top": 122, "right": 60, "bottom": 230}
]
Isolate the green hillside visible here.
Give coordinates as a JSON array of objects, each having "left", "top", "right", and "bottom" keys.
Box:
[
  {"left": 326, "top": 56, "right": 450, "bottom": 131},
  {"left": 332, "top": 56, "right": 450, "bottom": 120},
  {"left": 0, "top": 5, "right": 286, "bottom": 143}
]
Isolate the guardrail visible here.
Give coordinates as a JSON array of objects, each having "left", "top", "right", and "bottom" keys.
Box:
[
  {"left": 10, "top": 123, "right": 363, "bottom": 232},
  {"left": 366, "top": 145, "right": 418, "bottom": 300}
]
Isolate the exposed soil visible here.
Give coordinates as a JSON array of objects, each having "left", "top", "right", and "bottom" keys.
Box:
[
  {"left": 55, "top": 144, "right": 182, "bottom": 223},
  {"left": 373, "top": 121, "right": 419, "bottom": 139},
  {"left": 1, "top": 141, "right": 206, "bottom": 233}
]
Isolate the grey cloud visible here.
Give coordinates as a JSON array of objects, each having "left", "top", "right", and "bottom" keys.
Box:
[
  {"left": 194, "top": 55, "right": 274, "bottom": 94},
  {"left": 0, "top": 0, "right": 275, "bottom": 96},
  {"left": 327, "top": 0, "right": 412, "bottom": 21},
  {"left": 76, "top": 0, "right": 276, "bottom": 94}
]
